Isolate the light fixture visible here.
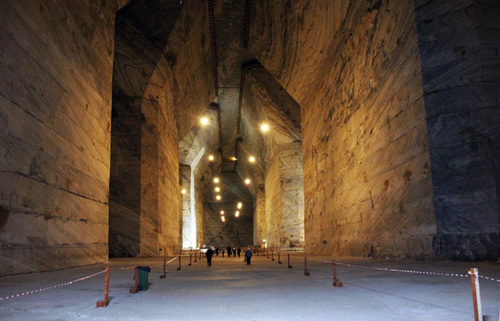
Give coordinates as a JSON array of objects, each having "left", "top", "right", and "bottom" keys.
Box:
[
  {"left": 216, "top": 195, "right": 221, "bottom": 200},
  {"left": 200, "top": 117, "right": 209, "bottom": 125},
  {"left": 235, "top": 211, "right": 240, "bottom": 217},
  {"left": 215, "top": 187, "right": 220, "bottom": 192},
  {"left": 237, "top": 202, "right": 242, "bottom": 209},
  {"left": 213, "top": 177, "right": 219, "bottom": 183},
  {"left": 220, "top": 210, "right": 225, "bottom": 215},
  {"left": 260, "top": 123, "right": 269, "bottom": 132},
  {"left": 249, "top": 156, "right": 256, "bottom": 163},
  {"left": 244, "top": 178, "right": 251, "bottom": 185},
  {"left": 181, "top": 189, "right": 186, "bottom": 194},
  {"left": 229, "top": 156, "right": 237, "bottom": 161},
  {"left": 208, "top": 155, "right": 215, "bottom": 161},
  {"left": 221, "top": 216, "right": 225, "bottom": 222}
]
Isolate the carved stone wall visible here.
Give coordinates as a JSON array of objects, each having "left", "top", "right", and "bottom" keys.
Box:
[
  {"left": 251, "top": 0, "right": 436, "bottom": 259},
  {"left": 0, "top": 1, "right": 128, "bottom": 275}
]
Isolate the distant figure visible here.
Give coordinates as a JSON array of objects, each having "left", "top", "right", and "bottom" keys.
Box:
[
  {"left": 221, "top": 248, "right": 225, "bottom": 257},
  {"left": 215, "top": 247, "right": 219, "bottom": 256},
  {"left": 232, "top": 247, "right": 236, "bottom": 257},
  {"left": 237, "top": 247, "right": 241, "bottom": 257},
  {"left": 245, "top": 248, "right": 253, "bottom": 265},
  {"left": 206, "top": 246, "right": 215, "bottom": 267},
  {"left": 227, "top": 246, "right": 232, "bottom": 257}
]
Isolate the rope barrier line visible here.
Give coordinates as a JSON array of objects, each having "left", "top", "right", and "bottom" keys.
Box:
[
  {"left": 0, "top": 269, "right": 106, "bottom": 302},
  {"left": 0, "top": 256, "right": 181, "bottom": 302}
]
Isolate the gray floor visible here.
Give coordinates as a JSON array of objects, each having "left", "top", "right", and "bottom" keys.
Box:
[{"left": 1, "top": 255, "right": 499, "bottom": 320}]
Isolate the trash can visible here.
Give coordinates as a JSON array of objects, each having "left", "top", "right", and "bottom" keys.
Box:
[{"left": 137, "top": 266, "right": 151, "bottom": 291}]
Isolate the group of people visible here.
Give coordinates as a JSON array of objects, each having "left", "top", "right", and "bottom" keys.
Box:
[{"left": 205, "top": 246, "right": 253, "bottom": 266}]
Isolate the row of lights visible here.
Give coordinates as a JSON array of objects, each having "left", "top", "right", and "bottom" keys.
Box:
[
  {"left": 220, "top": 202, "right": 243, "bottom": 222},
  {"left": 200, "top": 117, "right": 270, "bottom": 133},
  {"left": 207, "top": 154, "right": 256, "bottom": 164}
]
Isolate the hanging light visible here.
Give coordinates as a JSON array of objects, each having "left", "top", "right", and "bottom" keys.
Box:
[
  {"left": 235, "top": 211, "right": 240, "bottom": 217},
  {"left": 216, "top": 195, "right": 221, "bottom": 200},
  {"left": 220, "top": 210, "right": 225, "bottom": 215},
  {"left": 237, "top": 202, "right": 242, "bottom": 209},
  {"left": 200, "top": 117, "right": 209, "bottom": 125},
  {"left": 215, "top": 187, "right": 220, "bottom": 192},
  {"left": 221, "top": 216, "right": 225, "bottom": 222},
  {"left": 229, "top": 156, "right": 237, "bottom": 161},
  {"left": 213, "top": 177, "right": 220, "bottom": 183},
  {"left": 249, "top": 156, "right": 256, "bottom": 163},
  {"left": 208, "top": 155, "right": 215, "bottom": 161},
  {"left": 244, "top": 178, "right": 251, "bottom": 185},
  {"left": 260, "top": 123, "right": 269, "bottom": 132},
  {"left": 181, "top": 189, "right": 186, "bottom": 194}
]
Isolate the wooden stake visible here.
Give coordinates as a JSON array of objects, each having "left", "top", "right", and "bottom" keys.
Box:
[
  {"left": 470, "top": 268, "right": 483, "bottom": 321},
  {"left": 96, "top": 267, "right": 110, "bottom": 307}
]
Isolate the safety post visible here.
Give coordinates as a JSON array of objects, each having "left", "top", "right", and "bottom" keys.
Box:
[
  {"left": 304, "top": 257, "right": 310, "bottom": 276},
  {"left": 272, "top": 250, "right": 275, "bottom": 261},
  {"left": 160, "top": 259, "right": 167, "bottom": 279},
  {"left": 288, "top": 254, "right": 292, "bottom": 268},
  {"left": 96, "top": 267, "right": 110, "bottom": 307},
  {"left": 332, "top": 260, "right": 343, "bottom": 287},
  {"left": 194, "top": 250, "right": 197, "bottom": 262},
  {"left": 129, "top": 266, "right": 139, "bottom": 293},
  {"left": 189, "top": 252, "right": 192, "bottom": 266},
  {"left": 278, "top": 251, "right": 282, "bottom": 264},
  {"left": 267, "top": 250, "right": 270, "bottom": 259},
  {"left": 199, "top": 251, "right": 202, "bottom": 259},
  {"left": 469, "top": 268, "right": 483, "bottom": 321},
  {"left": 177, "top": 254, "right": 181, "bottom": 271}
]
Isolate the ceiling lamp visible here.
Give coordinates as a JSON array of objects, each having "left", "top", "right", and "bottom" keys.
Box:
[
  {"left": 220, "top": 210, "right": 225, "bottom": 215},
  {"left": 208, "top": 155, "right": 215, "bottom": 161},
  {"left": 221, "top": 216, "right": 225, "bottom": 222},
  {"left": 249, "top": 156, "right": 256, "bottom": 163},
  {"left": 260, "top": 123, "right": 269, "bottom": 132},
  {"left": 237, "top": 202, "right": 242, "bottom": 209},
  {"left": 235, "top": 211, "right": 240, "bottom": 217},
  {"left": 244, "top": 178, "right": 251, "bottom": 185},
  {"left": 181, "top": 189, "right": 186, "bottom": 194},
  {"left": 200, "top": 117, "right": 209, "bottom": 126},
  {"left": 216, "top": 195, "right": 221, "bottom": 200},
  {"left": 213, "top": 177, "right": 220, "bottom": 183},
  {"left": 215, "top": 187, "right": 220, "bottom": 192}
]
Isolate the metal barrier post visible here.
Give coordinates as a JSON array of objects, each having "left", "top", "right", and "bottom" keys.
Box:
[
  {"left": 177, "top": 255, "right": 181, "bottom": 271},
  {"left": 189, "top": 253, "right": 192, "bottom": 266},
  {"left": 160, "top": 259, "right": 166, "bottom": 279},
  {"left": 304, "top": 257, "right": 310, "bottom": 276},
  {"left": 470, "top": 268, "right": 483, "bottom": 321},
  {"left": 332, "top": 260, "right": 343, "bottom": 287},
  {"left": 278, "top": 251, "right": 282, "bottom": 264},
  {"left": 288, "top": 254, "right": 292, "bottom": 268},
  {"left": 129, "top": 266, "right": 139, "bottom": 293},
  {"left": 272, "top": 250, "right": 275, "bottom": 261},
  {"left": 96, "top": 267, "right": 110, "bottom": 307}
]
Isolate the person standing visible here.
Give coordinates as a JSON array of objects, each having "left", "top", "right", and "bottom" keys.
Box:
[
  {"left": 245, "top": 248, "right": 253, "bottom": 265},
  {"left": 206, "top": 246, "right": 215, "bottom": 267},
  {"left": 232, "top": 247, "right": 236, "bottom": 257},
  {"left": 237, "top": 247, "right": 241, "bottom": 257},
  {"left": 227, "top": 246, "right": 232, "bottom": 257},
  {"left": 221, "top": 248, "right": 225, "bottom": 257},
  {"left": 215, "top": 247, "right": 219, "bottom": 256}
]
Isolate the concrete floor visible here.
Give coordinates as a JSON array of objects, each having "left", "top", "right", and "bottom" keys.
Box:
[{"left": 1, "top": 255, "right": 499, "bottom": 320}]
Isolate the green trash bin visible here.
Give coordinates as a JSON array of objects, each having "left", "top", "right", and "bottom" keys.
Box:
[{"left": 137, "top": 266, "right": 151, "bottom": 291}]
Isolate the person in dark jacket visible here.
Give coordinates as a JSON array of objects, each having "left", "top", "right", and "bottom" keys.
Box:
[
  {"left": 215, "top": 247, "right": 219, "bottom": 256},
  {"left": 227, "top": 246, "right": 232, "bottom": 257},
  {"left": 221, "top": 248, "right": 225, "bottom": 257},
  {"left": 245, "top": 248, "right": 253, "bottom": 265},
  {"left": 237, "top": 247, "right": 241, "bottom": 257},
  {"left": 232, "top": 247, "right": 236, "bottom": 257},
  {"left": 206, "top": 247, "right": 215, "bottom": 267}
]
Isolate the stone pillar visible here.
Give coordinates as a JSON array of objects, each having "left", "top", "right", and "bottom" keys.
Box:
[
  {"left": 254, "top": 186, "right": 266, "bottom": 245},
  {"left": 279, "top": 141, "right": 305, "bottom": 248},
  {"left": 180, "top": 165, "right": 192, "bottom": 248},
  {"left": 415, "top": 0, "right": 500, "bottom": 259}
]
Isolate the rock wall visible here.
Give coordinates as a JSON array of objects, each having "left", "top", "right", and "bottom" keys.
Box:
[
  {"left": 264, "top": 154, "right": 282, "bottom": 247},
  {"left": 0, "top": 0, "right": 128, "bottom": 275},
  {"left": 250, "top": 0, "right": 436, "bottom": 259},
  {"left": 415, "top": 0, "right": 500, "bottom": 259}
]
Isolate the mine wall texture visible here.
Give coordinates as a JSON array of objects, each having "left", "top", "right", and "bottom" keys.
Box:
[
  {"left": 0, "top": 1, "right": 126, "bottom": 275},
  {"left": 415, "top": 0, "right": 500, "bottom": 260},
  {"left": 250, "top": 0, "right": 437, "bottom": 259}
]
